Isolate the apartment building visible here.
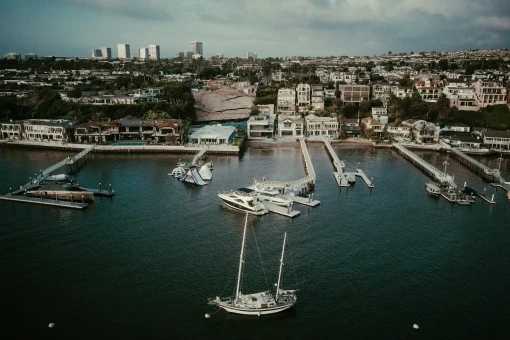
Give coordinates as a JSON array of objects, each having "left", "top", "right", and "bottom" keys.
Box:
[
  {"left": 443, "top": 86, "right": 477, "bottom": 111},
  {"left": 474, "top": 80, "right": 507, "bottom": 108},
  {"left": 311, "top": 84, "right": 325, "bottom": 110},
  {"left": 148, "top": 45, "right": 160, "bottom": 60},
  {"left": 371, "top": 82, "right": 393, "bottom": 104},
  {"left": 117, "top": 44, "right": 131, "bottom": 59},
  {"left": 296, "top": 84, "right": 311, "bottom": 112},
  {"left": 339, "top": 85, "right": 369, "bottom": 103},
  {"left": 23, "top": 119, "right": 76, "bottom": 142}
]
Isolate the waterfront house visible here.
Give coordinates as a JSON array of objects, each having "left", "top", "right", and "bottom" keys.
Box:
[
  {"left": 340, "top": 119, "right": 362, "bottom": 138},
  {"left": 117, "top": 118, "right": 182, "bottom": 143},
  {"left": 474, "top": 80, "right": 507, "bottom": 108},
  {"left": 247, "top": 114, "right": 276, "bottom": 140},
  {"left": 305, "top": 114, "right": 338, "bottom": 138},
  {"left": 23, "top": 119, "right": 76, "bottom": 143},
  {"left": 1, "top": 120, "right": 23, "bottom": 140},
  {"left": 402, "top": 119, "right": 440, "bottom": 143},
  {"left": 188, "top": 125, "right": 237, "bottom": 145},
  {"left": 277, "top": 114, "right": 304, "bottom": 138},
  {"left": 483, "top": 130, "right": 510, "bottom": 150},
  {"left": 442, "top": 134, "right": 482, "bottom": 149},
  {"left": 386, "top": 123, "right": 411, "bottom": 138},
  {"left": 361, "top": 117, "right": 385, "bottom": 138},
  {"left": 441, "top": 123, "right": 470, "bottom": 133},
  {"left": 74, "top": 121, "right": 119, "bottom": 144}
]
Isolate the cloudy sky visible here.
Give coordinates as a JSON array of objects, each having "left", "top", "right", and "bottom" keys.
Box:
[{"left": 1, "top": 0, "right": 509, "bottom": 58}]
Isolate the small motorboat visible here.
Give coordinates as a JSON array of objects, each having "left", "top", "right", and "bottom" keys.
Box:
[{"left": 425, "top": 182, "right": 441, "bottom": 196}]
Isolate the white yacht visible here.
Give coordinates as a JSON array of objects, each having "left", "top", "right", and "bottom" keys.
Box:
[
  {"left": 244, "top": 184, "right": 293, "bottom": 207},
  {"left": 218, "top": 190, "right": 268, "bottom": 215},
  {"left": 208, "top": 214, "right": 297, "bottom": 316},
  {"left": 425, "top": 182, "right": 441, "bottom": 196}
]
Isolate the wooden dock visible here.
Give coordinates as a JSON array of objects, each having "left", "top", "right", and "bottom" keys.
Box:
[
  {"left": 0, "top": 195, "right": 88, "bottom": 209},
  {"left": 354, "top": 169, "right": 374, "bottom": 188}
]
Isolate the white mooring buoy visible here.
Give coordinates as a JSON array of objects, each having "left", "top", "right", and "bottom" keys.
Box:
[
  {"left": 205, "top": 314, "right": 210, "bottom": 319},
  {"left": 413, "top": 324, "right": 419, "bottom": 330},
  {"left": 48, "top": 323, "right": 55, "bottom": 328}
]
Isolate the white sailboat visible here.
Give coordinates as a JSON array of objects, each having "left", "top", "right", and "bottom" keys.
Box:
[{"left": 208, "top": 214, "right": 297, "bottom": 316}]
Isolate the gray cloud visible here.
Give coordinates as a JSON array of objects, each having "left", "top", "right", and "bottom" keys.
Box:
[{"left": 66, "top": 0, "right": 173, "bottom": 21}]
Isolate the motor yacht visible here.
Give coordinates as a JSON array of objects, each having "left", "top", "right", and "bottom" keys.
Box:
[
  {"left": 244, "top": 184, "right": 293, "bottom": 207},
  {"left": 218, "top": 190, "right": 268, "bottom": 215}
]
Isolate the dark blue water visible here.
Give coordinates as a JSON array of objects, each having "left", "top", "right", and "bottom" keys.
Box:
[{"left": 1, "top": 145, "right": 509, "bottom": 339}]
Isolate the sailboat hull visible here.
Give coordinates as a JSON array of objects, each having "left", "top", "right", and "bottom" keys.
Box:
[{"left": 216, "top": 302, "right": 295, "bottom": 316}]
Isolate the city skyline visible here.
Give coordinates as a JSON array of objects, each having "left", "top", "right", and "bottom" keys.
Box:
[{"left": 0, "top": 0, "right": 510, "bottom": 58}]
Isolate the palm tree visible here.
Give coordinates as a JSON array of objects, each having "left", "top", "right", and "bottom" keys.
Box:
[
  {"left": 91, "top": 112, "right": 104, "bottom": 144},
  {"left": 142, "top": 110, "right": 170, "bottom": 143}
]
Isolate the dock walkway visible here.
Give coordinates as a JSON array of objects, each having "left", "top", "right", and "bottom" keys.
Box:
[
  {"left": 254, "top": 138, "right": 316, "bottom": 193},
  {"left": 42, "top": 144, "right": 96, "bottom": 176},
  {"left": 394, "top": 143, "right": 457, "bottom": 188},
  {"left": 323, "top": 139, "right": 349, "bottom": 187},
  {"left": 191, "top": 147, "right": 208, "bottom": 166}
]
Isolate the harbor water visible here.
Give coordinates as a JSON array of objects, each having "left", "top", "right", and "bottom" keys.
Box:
[{"left": 0, "top": 145, "right": 509, "bottom": 339}]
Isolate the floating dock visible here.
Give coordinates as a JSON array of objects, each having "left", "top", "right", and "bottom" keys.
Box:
[
  {"left": 323, "top": 139, "right": 373, "bottom": 189},
  {"left": 289, "top": 192, "right": 321, "bottom": 207},
  {"left": 263, "top": 202, "right": 300, "bottom": 218},
  {"left": 0, "top": 194, "right": 88, "bottom": 209}
]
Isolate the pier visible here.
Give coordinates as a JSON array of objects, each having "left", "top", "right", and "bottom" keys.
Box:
[
  {"left": 323, "top": 139, "right": 374, "bottom": 188},
  {"left": 451, "top": 149, "right": 510, "bottom": 191},
  {"left": 393, "top": 143, "right": 457, "bottom": 188},
  {"left": 323, "top": 138, "right": 349, "bottom": 187}
]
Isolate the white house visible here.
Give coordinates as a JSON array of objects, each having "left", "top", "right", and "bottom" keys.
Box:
[
  {"left": 387, "top": 123, "right": 411, "bottom": 138},
  {"left": 371, "top": 107, "right": 388, "bottom": 124},
  {"left": 188, "top": 125, "right": 236, "bottom": 145},
  {"left": 393, "top": 85, "right": 413, "bottom": 99},
  {"left": 443, "top": 86, "right": 477, "bottom": 111},
  {"left": 1, "top": 120, "right": 23, "bottom": 140},
  {"left": 483, "top": 130, "right": 510, "bottom": 150},
  {"left": 247, "top": 114, "right": 275, "bottom": 140},
  {"left": 474, "top": 80, "right": 507, "bottom": 108},
  {"left": 23, "top": 119, "right": 75, "bottom": 142},
  {"left": 361, "top": 117, "right": 385, "bottom": 137},
  {"left": 305, "top": 114, "right": 338, "bottom": 138},
  {"left": 371, "top": 82, "right": 393, "bottom": 104},
  {"left": 278, "top": 114, "right": 304, "bottom": 137},
  {"left": 277, "top": 88, "right": 296, "bottom": 115},
  {"left": 441, "top": 123, "right": 470, "bottom": 133},
  {"left": 257, "top": 104, "right": 275, "bottom": 115}
]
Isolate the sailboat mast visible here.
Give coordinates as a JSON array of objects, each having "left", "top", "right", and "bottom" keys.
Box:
[
  {"left": 235, "top": 214, "right": 249, "bottom": 301},
  {"left": 276, "top": 232, "right": 287, "bottom": 299}
]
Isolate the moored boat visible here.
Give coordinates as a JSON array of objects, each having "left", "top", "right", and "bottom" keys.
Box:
[
  {"left": 26, "top": 190, "right": 94, "bottom": 202},
  {"left": 218, "top": 190, "right": 268, "bottom": 215},
  {"left": 208, "top": 214, "right": 297, "bottom": 316},
  {"left": 425, "top": 182, "right": 441, "bottom": 196}
]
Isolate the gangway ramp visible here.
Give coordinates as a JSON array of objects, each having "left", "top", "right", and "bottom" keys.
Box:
[
  {"left": 191, "top": 147, "right": 207, "bottom": 166},
  {"left": 42, "top": 144, "right": 96, "bottom": 176}
]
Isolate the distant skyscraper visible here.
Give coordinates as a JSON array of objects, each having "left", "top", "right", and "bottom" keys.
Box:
[
  {"left": 191, "top": 41, "right": 203, "bottom": 56},
  {"left": 24, "top": 53, "right": 37, "bottom": 60},
  {"left": 92, "top": 49, "right": 103, "bottom": 58},
  {"left": 100, "top": 47, "right": 112, "bottom": 59},
  {"left": 118, "top": 44, "right": 130, "bottom": 59},
  {"left": 247, "top": 52, "right": 257, "bottom": 60},
  {"left": 139, "top": 48, "right": 149, "bottom": 60},
  {"left": 148, "top": 45, "right": 160, "bottom": 60},
  {"left": 4, "top": 52, "right": 21, "bottom": 60},
  {"left": 176, "top": 52, "right": 185, "bottom": 58}
]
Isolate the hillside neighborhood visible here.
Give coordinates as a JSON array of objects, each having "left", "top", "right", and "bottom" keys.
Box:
[{"left": 1, "top": 48, "right": 510, "bottom": 151}]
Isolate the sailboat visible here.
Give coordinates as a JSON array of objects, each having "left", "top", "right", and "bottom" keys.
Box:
[{"left": 208, "top": 214, "right": 297, "bottom": 316}]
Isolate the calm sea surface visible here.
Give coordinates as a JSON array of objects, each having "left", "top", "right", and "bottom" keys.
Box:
[{"left": 0, "top": 145, "right": 509, "bottom": 339}]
